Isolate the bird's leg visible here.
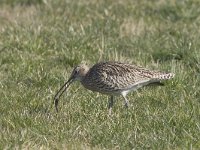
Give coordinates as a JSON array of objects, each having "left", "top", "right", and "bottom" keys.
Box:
[
  {"left": 108, "top": 95, "right": 114, "bottom": 115},
  {"left": 122, "top": 94, "right": 129, "bottom": 108}
]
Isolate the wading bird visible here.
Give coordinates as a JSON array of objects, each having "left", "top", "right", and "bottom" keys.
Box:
[{"left": 54, "top": 61, "right": 174, "bottom": 114}]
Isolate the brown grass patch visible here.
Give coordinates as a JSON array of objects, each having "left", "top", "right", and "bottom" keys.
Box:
[
  {"left": 0, "top": 5, "right": 38, "bottom": 30},
  {"left": 120, "top": 18, "right": 145, "bottom": 37}
]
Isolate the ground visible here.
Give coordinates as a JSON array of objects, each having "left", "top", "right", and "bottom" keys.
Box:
[{"left": 0, "top": 0, "right": 200, "bottom": 149}]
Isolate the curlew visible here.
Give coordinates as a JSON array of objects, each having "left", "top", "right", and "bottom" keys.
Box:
[{"left": 54, "top": 61, "right": 175, "bottom": 114}]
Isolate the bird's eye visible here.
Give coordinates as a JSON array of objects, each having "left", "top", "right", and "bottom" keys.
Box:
[{"left": 74, "top": 69, "right": 78, "bottom": 74}]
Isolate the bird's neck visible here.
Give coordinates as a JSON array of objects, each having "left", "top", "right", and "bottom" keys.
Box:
[{"left": 79, "top": 67, "right": 90, "bottom": 81}]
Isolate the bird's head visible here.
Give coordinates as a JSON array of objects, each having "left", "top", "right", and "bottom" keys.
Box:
[
  {"left": 69, "top": 64, "right": 89, "bottom": 82},
  {"left": 54, "top": 63, "right": 89, "bottom": 112}
]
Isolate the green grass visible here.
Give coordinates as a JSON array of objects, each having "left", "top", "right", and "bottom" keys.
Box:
[{"left": 1, "top": 0, "right": 200, "bottom": 149}]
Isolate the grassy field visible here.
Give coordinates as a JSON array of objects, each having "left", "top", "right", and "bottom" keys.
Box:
[{"left": 1, "top": 0, "right": 200, "bottom": 149}]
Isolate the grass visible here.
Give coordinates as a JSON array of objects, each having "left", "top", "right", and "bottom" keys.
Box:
[{"left": 0, "top": 0, "right": 200, "bottom": 149}]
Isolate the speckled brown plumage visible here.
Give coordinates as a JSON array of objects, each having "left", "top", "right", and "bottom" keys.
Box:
[
  {"left": 54, "top": 61, "right": 175, "bottom": 114},
  {"left": 81, "top": 62, "right": 174, "bottom": 94}
]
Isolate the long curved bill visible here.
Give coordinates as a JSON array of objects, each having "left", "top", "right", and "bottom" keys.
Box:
[{"left": 54, "top": 78, "right": 74, "bottom": 112}]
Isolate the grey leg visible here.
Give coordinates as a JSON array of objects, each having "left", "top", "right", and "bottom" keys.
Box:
[
  {"left": 108, "top": 96, "right": 114, "bottom": 115},
  {"left": 122, "top": 94, "right": 129, "bottom": 108}
]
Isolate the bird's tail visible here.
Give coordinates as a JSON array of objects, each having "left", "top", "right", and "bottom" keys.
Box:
[{"left": 152, "top": 72, "right": 175, "bottom": 80}]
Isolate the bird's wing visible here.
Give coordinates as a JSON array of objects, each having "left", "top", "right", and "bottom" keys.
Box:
[{"left": 84, "top": 62, "right": 152, "bottom": 92}]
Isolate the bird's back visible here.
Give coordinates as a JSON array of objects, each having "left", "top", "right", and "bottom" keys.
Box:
[{"left": 81, "top": 62, "right": 174, "bottom": 94}]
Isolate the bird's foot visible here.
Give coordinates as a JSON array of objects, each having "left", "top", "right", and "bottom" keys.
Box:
[
  {"left": 124, "top": 102, "right": 128, "bottom": 108},
  {"left": 108, "top": 108, "right": 112, "bottom": 116}
]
